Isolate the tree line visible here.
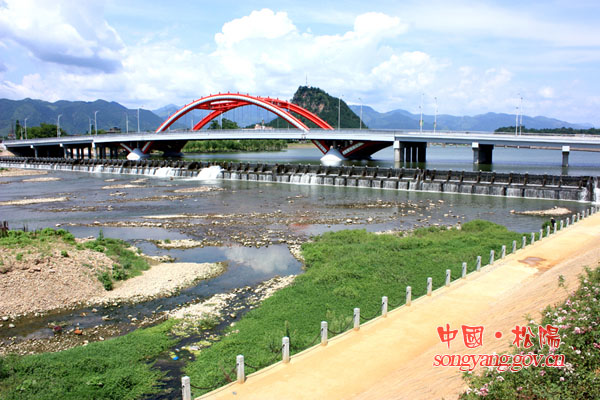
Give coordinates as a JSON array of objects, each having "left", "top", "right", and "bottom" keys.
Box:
[{"left": 495, "top": 126, "right": 600, "bottom": 135}]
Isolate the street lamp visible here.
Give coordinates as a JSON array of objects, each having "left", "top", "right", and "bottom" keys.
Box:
[
  {"left": 419, "top": 93, "right": 424, "bottom": 133},
  {"left": 94, "top": 110, "right": 99, "bottom": 135},
  {"left": 23, "top": 118, "right": 28, "bottom": 140},
  {"left": 125, "top": 113, "right": 129, "bottom": 134},
  {"left": 519, "top": 95, "right": 523, "bottom": 135},
  {"left": 338, "top": 95, "right": 343, "bottom": 130},
  {"left": 515, "top": 106, "right": 519, "bottom": 136},
  {"left": 88, "top": 117, "right": 92, "bottom": 135},
  {"left": 359, "top": 97, "right": 363, "bottom": 130},
  {"left": 57, "top": 114, "right": 62, "bottom": 137},
  {"left": 434, "top": 97, "right": 438, "bottom": 134},
  {"left": 137, "top": 108, "right": 141, "bottom": 133}
]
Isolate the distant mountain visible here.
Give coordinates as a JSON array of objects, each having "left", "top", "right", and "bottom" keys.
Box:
[
  {"left": 0, "top": 98, "right": 165, "bottom": 137},
  {"left": 267, "top": 86, "right": 363, "bottom": 129},
  {"left": 350, "top": 105, "right": 593, "bottom": 131}
]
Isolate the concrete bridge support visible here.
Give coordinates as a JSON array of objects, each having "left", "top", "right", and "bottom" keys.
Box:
[
  {"left": 395, "top": 141, "right": 427, "bottom": 163},
  {"left": 562, "top": 146, "right": 570, "bottom": 168},
  {"left": 472, "top": 142, "right": 494, "bottom": 164}
]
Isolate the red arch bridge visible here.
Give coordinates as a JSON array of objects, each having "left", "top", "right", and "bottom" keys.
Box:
[{"left": 4, "top": 93, "right": 600, "bottom": 166}]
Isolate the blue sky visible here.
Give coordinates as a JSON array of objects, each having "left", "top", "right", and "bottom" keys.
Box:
[{"left": 0, "top": 0, "right": 599, "bottom": 125}]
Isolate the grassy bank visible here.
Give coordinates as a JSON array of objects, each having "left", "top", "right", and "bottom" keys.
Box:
[
  {"left": 0, "top": 321, "right": 176, "bottom": 400},
  {"left": 182, "top": 139, "right": 287, "bottom": 153},
  {"left": 184, "top": 221, "right": 524, "bottom": 395},
  {"left": 0, "top": 228, "right": 149, "bottom": 290},
  {"left": 460, "top": 265, "right": 600, "bottom": 399}
]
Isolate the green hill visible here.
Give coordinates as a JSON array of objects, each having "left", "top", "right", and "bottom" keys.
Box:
[
  {"left": 0, "top": 98, "right": 164, "bottom": 137},
  {"left": 268, "top": 86, "right": 365, "bottom": 129}
]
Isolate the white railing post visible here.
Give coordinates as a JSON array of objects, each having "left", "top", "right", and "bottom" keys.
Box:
[
  {"left": 522, "top": 235, "right": 526, "bottom": 249},
  {"left": 546, "top": 225, "right": 550, "bottom": 237},
  {"left": 461, "top": 262, "right": 467, "bottom": 278},
  {"left": 237, "top": 355, "right": 245, "bottom": 384},
  {"left": 501, "top": 245, "right": 506, "bottom": 258},
  {"left": 182, "top": 376, "right": 191, "bottom": 400},
  {"left": 476, "top": 256, "right": 481, "bottom": 271},
  {"left": 539, "top": 229, "right": 543, "bottom": 240},
  {"left": 406, "top": 286, "right": 412, "bottom": 306},
  {"left": 512, "top": 240, "right": 516, "bottom": 253},
  {"left": 489, "top": 249, "right": 495, "bottom": 265},
  {"left": 381, "top": 296, "right": 388, "bottom": 317},
  {"left": 553, "top": 223, "right": 557, "bottom": 234},
  {"left": 572, "top": 214, "right": 576, "bottom": 224},
  {"left": 531, "top": 232, "right": 535, "bottom": 244},
  {"left": 282, "top": 337, "right": 290, "bottom": 363},
  {"left": 445, "top": 269, "right": 451, "bottom": 286},
  {"left": 560, "top": 220, "right": 564, "bottom": 230},
  {"left": 353, "top": 308, "right": 360, "bottom": 330},
  {"left": 321, "top": 321, "right": 328, "bottom": 345},
  {"left": 427, "top": 277, "right": 433, "bottom": 295}
]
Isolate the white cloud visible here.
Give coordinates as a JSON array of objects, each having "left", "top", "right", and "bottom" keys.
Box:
[
  {"left": 538, "top": 86, "right": 555, "bottom": 99},
  {"left": 0, "top": 0, "right": 124, "bottom": 72},
  {"left": 215, "top": 9, "right": 297, "bottom": 47}
]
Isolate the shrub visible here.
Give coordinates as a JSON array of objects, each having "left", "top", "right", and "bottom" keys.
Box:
[
  {"left": 460, "top": 266, "right": 600, "bottom": 399},
  {"left": 97, "top": 272, "right": 113, "bottom": 291}
]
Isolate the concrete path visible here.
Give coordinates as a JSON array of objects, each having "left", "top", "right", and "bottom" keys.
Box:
[{"left": 198, "top": 212, "right": 600, "bottom": 400}]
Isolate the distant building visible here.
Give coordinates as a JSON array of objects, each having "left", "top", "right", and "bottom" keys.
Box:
[{"left": 106, "top": 127, "right": 122, "bottom": 134}]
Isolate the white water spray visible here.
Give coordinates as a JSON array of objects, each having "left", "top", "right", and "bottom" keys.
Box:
[{"left": 194, "top": 166, "right": 222, "bottom": 180}]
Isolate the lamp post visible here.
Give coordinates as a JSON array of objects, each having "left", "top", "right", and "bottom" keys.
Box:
[
  {"left": 359, "top": 97, "right": 363, "bottom": 130},
  {"left": 125, "top": 113, "right": 129, "bottom": 134},
  {"left": 94, "top": 110, "right": 99, "bottom": 135},
  {"left": 519, "top": 95, "right": 523, "bottom": 135},
  {"left": 434, "top": 97, "right": 438, "bottom": 134},
  {"left": 137, "top": 108, "right": 140, "bottom": 133},
  {"left": 515, "top": 105, "right": 519, "bottom": 136},
  {"left": 88, "top": 117, "right": 92, "bottom": 135},
  {"left": 419, "top": 92, "right": 424, "bottom": 133},
  {"left": 57, "top": 114, "right": 62, "bottom": 137},
  {"left": 23, "top": 118, "right": 28, "bottom": 140},
  {"left": 338, "top": 95, "right": 343, "bottom": 130}
]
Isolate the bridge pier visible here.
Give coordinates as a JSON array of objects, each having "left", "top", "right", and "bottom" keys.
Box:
[
  {"left": 396, "top": 141, "right": 427, "bottom": 163},
  {"left": 562, "top": 146, "right": 570, "bottom": 167},
  {"left": 472, "top": 142, "right": 494, "bottom": 164}
]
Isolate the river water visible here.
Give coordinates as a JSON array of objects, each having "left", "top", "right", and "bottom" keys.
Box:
[
  {"left": 185, "top": 144, "right": 600, "bottom": 176},
  {"left": 0, "top": 146, "right": 596, "bottom": 397}
]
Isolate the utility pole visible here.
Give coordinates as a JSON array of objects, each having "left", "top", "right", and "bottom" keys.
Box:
[
  {"left": 94, "top": 110, "right": 99, "bottom": 135},
  {"left": 137, "top": 108, "right": 140, "bottom": 133},
  {"left": 125, "top": 113, "right": 129, "bottom": 134},
  {"left": 24, "top": 118, "right": 28, "bottom": 140}
]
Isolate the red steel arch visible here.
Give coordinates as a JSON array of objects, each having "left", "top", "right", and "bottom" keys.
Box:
[{"left": 156, "top": 93, "right": 333, "bottom": 133}]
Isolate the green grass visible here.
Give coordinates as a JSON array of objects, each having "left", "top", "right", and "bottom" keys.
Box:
[
  {"left": 83, "top": 236, "right": 150, "bottom": 289},
  {"left": 0, "top": 228, "right": 76, "bottom": 248},
  {"left": 184, "top": 220, "right": 524, "bottom": 395},
  {"left": 0, "top": 321, "right": 176, "bottom": 400}
]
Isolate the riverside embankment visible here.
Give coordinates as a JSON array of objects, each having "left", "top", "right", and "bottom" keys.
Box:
[{"left": 196, "top": 208, "right": 600, "bottom": 400}]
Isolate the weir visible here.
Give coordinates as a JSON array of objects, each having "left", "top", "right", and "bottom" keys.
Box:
[{"left": 1, "top": 156, "right": 598, "bottom": 203}]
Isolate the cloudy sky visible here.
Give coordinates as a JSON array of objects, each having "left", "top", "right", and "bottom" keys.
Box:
[{"left": 0, "top": 0, "right": 598, "bottom": 125}]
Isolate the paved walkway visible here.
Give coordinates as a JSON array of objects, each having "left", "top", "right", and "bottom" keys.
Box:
[{"left": 199, "top": 212, "right": 600, "bottom": 400}]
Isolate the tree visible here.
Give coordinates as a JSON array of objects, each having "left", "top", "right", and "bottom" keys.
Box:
[
  {"left": 27, "top": 123, "right": 66, "bottom": 138},
  {"left": 207, "top": 118, "right": 239, "bottom": 130}
]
